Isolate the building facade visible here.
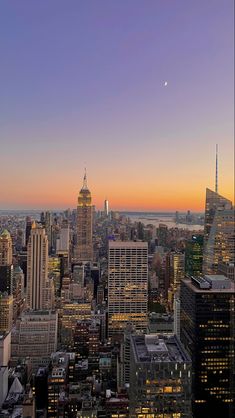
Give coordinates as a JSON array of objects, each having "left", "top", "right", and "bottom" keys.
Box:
[
  {"left": 26, "top": 223, "right": 54, "bottom": 310},
  {"left": 0, "top": 230, "right": 12, "bottom": 266},
  {"left": 203, "top": 188, "right": 233, "bottom": 274},
  {"left": 129, "top": 334, "right": 192, "bottom": 418},
  {"left": 185, "top": 235, "right": 203, "bottom": 277},
  {"left": 0, "top": 230, "right": 13, "bottom": 296},
  {"left": 180, "top": 275, "right": 235, "bottom": 418},
  {"left": 11, "top": 310, "right": 58, "bottom": 372},
  {"left": 76, "top": 172, "right": 93, "bottom": 262},
  {"left": 0, "top": 293, "right": 13, "bottom": 334},
  {"left": 108, "top": 241, "right": 148, "bottom": 340}
]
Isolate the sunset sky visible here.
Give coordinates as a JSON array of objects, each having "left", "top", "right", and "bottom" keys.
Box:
[{"left": 0, "top": 0, "right": 234, "bottom": 211}]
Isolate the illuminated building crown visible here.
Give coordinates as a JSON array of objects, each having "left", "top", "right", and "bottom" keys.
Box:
[{"left": 78, "top": 170, "right": 92, "bottom": 206}]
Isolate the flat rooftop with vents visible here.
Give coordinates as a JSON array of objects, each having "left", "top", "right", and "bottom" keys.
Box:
[{"left": 131, "top": 334, "right": 191, "bottom": 364}]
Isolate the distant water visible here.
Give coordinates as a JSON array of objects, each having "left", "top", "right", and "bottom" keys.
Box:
[
  {"left": 0, "top": 210, "right": 203, "bottom": 232},
  {"left": 124, "top": 212, "right": 203, "bottom": 231}
]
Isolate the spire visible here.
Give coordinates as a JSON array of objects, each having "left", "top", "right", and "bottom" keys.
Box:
[
  {"left": 215, "top": 144, "right": 218, "bottom": 194},
  {"left": 82, "top": 168, "right": 88, "bottom": 190},
  {"left": 31, "top": 221, "right": 37, "bottom": 229}
]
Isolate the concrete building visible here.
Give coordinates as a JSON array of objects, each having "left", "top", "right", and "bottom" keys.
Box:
[
  {"left": 0, "top": 366, "right": 8, "bottom": 408},
  {"left": 0, "top": 230, "right": 12, "bottom": 266},
  {"left": 218, "top": 262, "right": 235, "bottom": 282},
  {"left": 0, "top": 230, "right": 13, "bottom": 296},
  {"left": 26, "top": 223, "right": 54, "bottom": 310},
  {"left": 0, "top": 331, "right": 11, "bottom": 366},
  {"left": 73, "top": 263, "right": 85, "bottom": 286},
  {"left": 11, "top": 310, "right": 58, "bottom": 371},
  {"left": 0, "top": 293, "right": 13, "bottom": 333},
  {"left": 56, "top": 220, "right": 70, "bottom": 253},
  {"left": 129, "top": 333, "right": 192, "bottom": 417},
  {"left": 173, "top": 295, "right": 181, "bottom": 339},
  {"left": 22, "top": 390, "right": 36, "bottom": 418},
  {"left": 59, "top": 302, "right": 92, "bottom": 346},
  {"left": 108, "top": 241, "right": 148, "bottom": 340},
  {"left": 48, "top": 352, "right": 70, "bottom": 417},
  {"left": 180, "top": 275, "right": 235, "bottom": 418},
  {"left": 170, "top": 252, "right": 185, "bottom": 290},
  {"left": 12, "top": 266, "right": 25, "bottom": 322}
]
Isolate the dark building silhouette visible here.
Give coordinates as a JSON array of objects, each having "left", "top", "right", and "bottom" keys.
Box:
[{"left": 180, "top": 275, "right": 235, "bottom": 418}]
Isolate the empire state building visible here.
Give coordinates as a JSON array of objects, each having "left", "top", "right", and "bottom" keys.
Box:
[{"left": 76, "top": 171, "right": 93, "bottom": 262}]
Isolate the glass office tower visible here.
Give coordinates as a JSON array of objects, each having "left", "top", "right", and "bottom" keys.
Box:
[{"left": 180, "top": 275, "right": 235, "bottom": 418}]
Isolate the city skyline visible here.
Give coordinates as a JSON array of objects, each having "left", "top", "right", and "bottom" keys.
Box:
[{"left": 0, "top": 0, "right": 234, "bottom": 211}]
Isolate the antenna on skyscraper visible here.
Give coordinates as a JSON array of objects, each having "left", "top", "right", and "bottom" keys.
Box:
[
  {"left": 215, "top": 144, "right": 218, "bottom": 194},
  {"left": 83, "top": 167, "right": 88, "bottom": 189}
]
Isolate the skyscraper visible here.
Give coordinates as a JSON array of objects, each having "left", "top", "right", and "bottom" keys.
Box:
[
  {"left": 0, "top": 293, "right": 13, "bottom": 334},
  {"left": 180, "top": 275, "right": 235, "bottom": 418},
  {"left": 76, "top": 171, "right": 93, "bottom": 262},
  {"left": 104, "top": 199, "right": 109, "bottom": 217},
  {"left": 203, "top": 189, "right": 234, "bottom": 274},
  {"left": 0, "top": 230, "right": 12, "bottom": 266},
  {"left": 25, "top": 216, "right": 32, "bottom": 248},
  {"left": 26, "top": 222, "right": 53, "bottom": 310},
  {"left": 56, "top": 220, "right": 70, "bottom": 253},
  {"left": 204, "top": 189, "right": 232, "bottom": 245},
  {"left": 170, "top": 251, "right": 185, "bottom": 293},
  {"left": 0, "top": 230, "right": 13, "bottom": 295},
  {"left": 185, "top": 235, "right": 203, "bottom": 277},
  {"left": 108, "top": 241, "right": 148, "bottom": 340}
]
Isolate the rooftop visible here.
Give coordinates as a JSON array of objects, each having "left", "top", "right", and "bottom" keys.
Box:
[
  {"left": 183, "top": 275, "right": 235, "bottom": 293},
  {"left": 109, "top": 241, "right": 148, "bottom": 249},
  {"left": 131, "top": 334, "right": 191, "bottom": 364}
]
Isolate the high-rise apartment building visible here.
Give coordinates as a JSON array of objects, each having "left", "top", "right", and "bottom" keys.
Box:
[
  {"left": 180, "top": 275, "right": 235, "bottom": 418},
  {"left": 203, "top": 188, "right": 233, "bottom": 274},
  {"left": 76, "top": 172, "right": 93, "bottom": 262},
  {"left": 26, "top": 223, "right": 54, "bottom": 310},
  {"left": 129, "top": 334, "right": 192, "bottom": 418},
  {"left": 108, "top": 241, "right": 148, "bottom": 340}
]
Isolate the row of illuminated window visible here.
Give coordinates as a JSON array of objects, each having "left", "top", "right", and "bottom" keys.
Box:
[{"left": 136, "top": 413, "right": 181, "bottom": 418}]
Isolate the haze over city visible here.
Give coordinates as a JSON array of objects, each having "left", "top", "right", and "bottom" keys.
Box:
[{"left": 0, "top": 0, "right": 234, "bottom": 211}]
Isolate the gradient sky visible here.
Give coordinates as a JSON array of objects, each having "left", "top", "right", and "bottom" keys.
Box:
[{"left": 0, "top": 0, "right": 234, "bottom": 211}]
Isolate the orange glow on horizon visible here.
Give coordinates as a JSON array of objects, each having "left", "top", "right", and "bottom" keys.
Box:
[{"left": 2, "top": 183, "right": 233, "bottom": 212}]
